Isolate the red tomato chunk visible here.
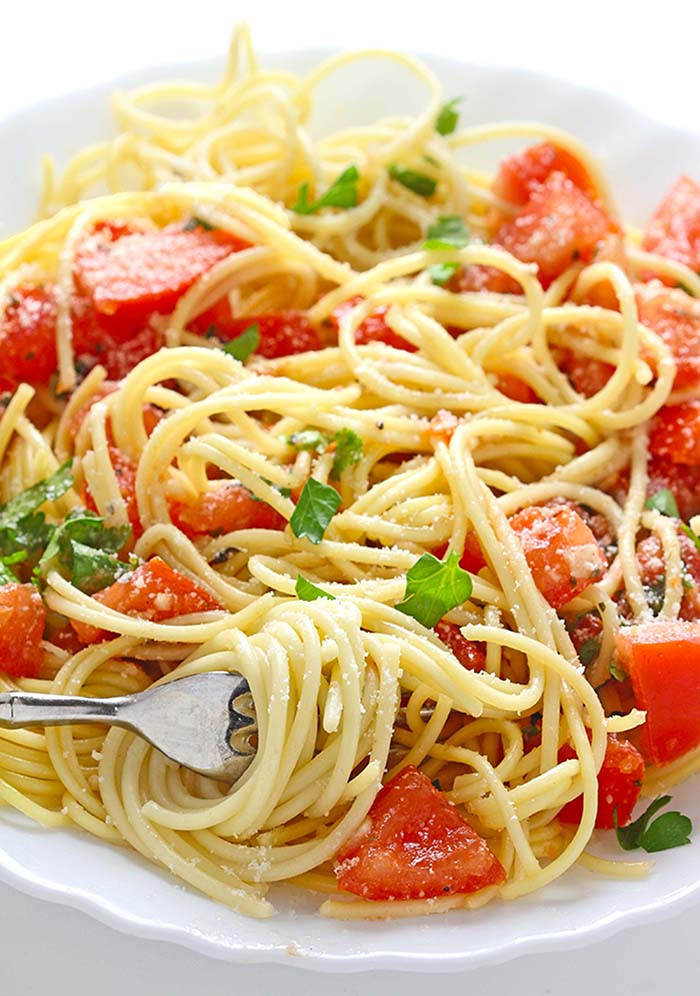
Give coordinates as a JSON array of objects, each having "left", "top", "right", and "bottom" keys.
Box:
[
  {"left": 0, "top": 286, "right": 58, "bottom": 393},
  {"left": 191, "top": 298, "right": 322, "bottom": 358},
  {"left": 636, "top": 281, "right": 700, "bottom": 389},
  {"left": 72, "top": 557, "right": 221, "bottom": 644},
  {"left": 83, "top": 445, "right": 141, "bottom": 538},
  {"left": 172, "top": 483, "right": 286, "bottom": 538},
  {"left": 650, "top": 401, "right": 700, "bottom": 465},
  {"left": 616, "top": 620, "right": 700, "bottom": 764},
  {"left": 0, "top": 583, "right": 46, "bottom": 678},
  {"left": 335, "top": 765, "right": 505, "bottom": 900},
  {"left": 434, "top": 620, "right": 486, "bottom": 672},
  {"left": 493, "top": 142, "right": 596, "bottom": 207},
  {"left": 642, "top": 176, "right": 700, "bottom": 274},
  {"left": 558, "top": 734, "right": 644, "bottom": 829},
  {"left": 329, "top": 297, "right": 416, "bottom": 352}
]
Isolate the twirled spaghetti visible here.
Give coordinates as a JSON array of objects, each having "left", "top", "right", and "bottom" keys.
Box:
[{"left": 0, "top": 26, "right": 698, "bottom": 919}]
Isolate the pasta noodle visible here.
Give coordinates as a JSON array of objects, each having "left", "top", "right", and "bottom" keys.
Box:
[{"left": 0, "top": 24, "right": 697, "bottom": 920}]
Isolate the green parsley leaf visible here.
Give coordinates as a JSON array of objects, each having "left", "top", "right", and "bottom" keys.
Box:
[
  {"left": 0, "top": 550, "right": 25, "bottom": 585},
  {"left": 396, "top": 550, "right": 473, "bottom": 628},
  {"left": 389, "top": 165, "right": 436, "bottom": 198},
  {"left": 644, "top": 488, "right": 679, "bottom": 518},
  {"left": 222, "top": 323, "right": 260, "bottom": 363},
  {"left": 616, "top": 795, "right": 693, "bottom": 853},
  {"left": 183, "top": 216, "right": 214, "bottom": 231},
  {"left": 291, "top": 166, "right": 359, "bottom": 215},
  {"left": 330, "top": 428, "right": 363, "bottom": 480},
  {"left": 287, "top": 430, "right": 329, "bottom": 453},
  {"left": 290, "top": 478, "right": 341, "bottom": 544},
  {"left": 578, "top": 636, "right": 601, "bottom": 667},
  {"left": 431, "top": 778, "right": 442, "bottom": 791},
  {"left": 435, "top": 97, "right": 461, "bottom": 136},
  {"left": 424, "top": 215, "right": 470, "bottom": 250},
  {"left": 609, "top": 660, "right": 627, "bottom": 682},
  {"left": 295, "top": 576, "right": 336, "bottom": 601},
  {"left": 681, "top": 522, "right": 700, "bottom": 552},
  {"left": 429, "top": 262, "right": 459, "bottom": 286}
]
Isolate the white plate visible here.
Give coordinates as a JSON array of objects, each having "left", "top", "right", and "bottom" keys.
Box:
[{"left": 1, "top": 50, "right": 700, "bottom": 974}]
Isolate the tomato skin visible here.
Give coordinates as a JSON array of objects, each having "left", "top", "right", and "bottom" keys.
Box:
[
  {"left": 495, "top": 172, "right": 612, "bottom": 286},
  {"left": 649, "top": 401, "right": 700, "bottom": 464},
  {"left": 559, "top": 349, "right": 614, "bottom": 398},
  {"left": 450, "top": 265, "right": 520, "bottom": 296},
  {"left": 0, "top": 583, "right": 46, "bottom": 678},
  {"left": 191, "top": 298, "right": 321, "bottom": 358},
  {"left": 172, "top": 483, "right": 286, "bottom": 538},
  {"left": 329, "top": 297, "right": 416, "bottom": 352},
  {"left": 509, "top": 505, "right": 607, "bottom": 610},
  {"left": 71, "top": 556, "right": 221, "bottom": 644},
  {"left": 495, "top": 373, "right": 540, "bottom": 404},
  {"left": 74, "top": 224, "right": 246, "bottom": 320},
  {"left": 558, "top": 734, "right": 644, "bottom": 829},
  {"left": 335, "top": 765, "right": 506, "bottom": 900},
  {"left": 0, "top": 286, "right": 58, "bottom": 392},
  {"left": 493, "top": 142, "right": 596, "bottom": 207},
  {"left": 615, "top": 620, "right": 700, "bottom": 764},
  {"left": 636, "top": 281, "right": 700, "bottom": 389},
  {"left": 434, "top": 620, "right": 486, "bottom": 672},
  {"left": 642, "top": 175, "right": 700, "bottom": 274}
]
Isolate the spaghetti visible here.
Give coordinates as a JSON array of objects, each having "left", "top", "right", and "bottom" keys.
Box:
[{"left": 0, "top": 25, "right": 697, "bottom": 919}]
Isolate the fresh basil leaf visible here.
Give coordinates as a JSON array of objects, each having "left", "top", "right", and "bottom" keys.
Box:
[
  {"left": 0, "top": 555, "right": 22, "bottom": 585},
  {"left": 435, "top": 97, "right": 461, "bottom": 136},
  {"left": 578, "top": 636, "right": 601, "bottom": 667},
  {"left": 290, "top": 478, "right": 341, "bottom": 544},
  {"left": 389, "top": 165, "right": 436, "bottom": 198},
  {"left": 424, "top": 215, "right": 470, "bottom": 249},
  {"left": 183, "top": 216, "right": 214, "bottom": 231},
  {"left": 0, "top": 461, "right": 73, "bottom": 527},
  {"left": 222, "top": 323, "right": 260, "bottom": 362},
  {"left": 615, "top": 795, "right": 693, "bottom": 853},
  {"left": 330, "top": 428, "right": 363, "bottom": 480},
  {"left": 681, "top": 523, "right": 700, "bottom": 551},
  {"left": 295, "top": 576, "right": 336, "bottom": 601},
  {"left": 429, "top": 262, "right": 459, "bottom": 286},
  {"left": 609, "top": 660, "right": 627, "bottom": 682},
  {"left": 288, "top": 429, "right": 330, "bottom": 453},
  {"left": 38, "top": 508, "right": 132, "bottom": 594},
  {"left": 396, "top": 550, "right": 473, "bottom": 628},
  {"left": 69, "top": 540, "right": 131, "bottom": 595},
  {"left": 644, "top": 488, "right": 679, "bottom": 518},
  {"left": 291, "top": 166, "right": 359, "bottom": 215}
]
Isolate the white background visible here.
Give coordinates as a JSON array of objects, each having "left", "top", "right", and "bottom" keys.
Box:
[{"left": 1, "top": 1, "right": 700, "bottom": 991}]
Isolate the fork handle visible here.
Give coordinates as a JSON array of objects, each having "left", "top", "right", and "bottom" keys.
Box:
[{"left": 0, "top": 691, "right": 134, "bottom": 729}]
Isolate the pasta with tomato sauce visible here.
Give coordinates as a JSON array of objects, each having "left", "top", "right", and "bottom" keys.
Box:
[{"left": 0, "top": 25, "right": 698, "bottom": 919}]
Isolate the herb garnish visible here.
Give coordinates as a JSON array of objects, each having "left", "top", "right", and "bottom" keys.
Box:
[
  {"left": 396, "top": 549, "right": 473, "bottom": 628},
  {"left": 644, "top": 488, "right": 680, "bottom": 518},
  {"left": 288, "top": 427, "right": 363, "bottom": 479},
  {"left": 578, "top": 636, "right": 601, "bottom": 667},
  {"left": 289, "top": 478, "right": 341, "bottom": 544},
  {"left": 183, "top": 216, "right": 215, "bottom": 231},
  {"left": 388, "top": 165, "right": 436, "bottom": 198},
  {"left": 222, "top": 323, "right": 260, "bottom": 362},
  {"left": 615, "top": 795, "right": 693, "bottom": 853},
  {"left": 435, "top": 98, "right": 462, "bottom": 136},
  {"left": 292, "top": 166, "right": 360, "bottom": 215},
  {"left": 295, "top": 576, "right": 336, "bottom": 601}
]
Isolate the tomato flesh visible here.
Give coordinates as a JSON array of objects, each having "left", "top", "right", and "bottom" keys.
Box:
[
  {"left": 72, "top": 556, "right": 221, "bottom": 644},
  {"left": 434, "top": 620, "right": 486, "bottom": 672},
  {"left": 172, "top": 483, "right": 286, "bottom": 538},
  {"left": 493, "top": 142, "right": 596, "bottom": 207},
  {"left": 650, "top": 401, "right": 700, "bottom": 465},
  {"left": 192, "top": 298, "right": 321, "bottom": 358},
  {"left": 616, "top": 620, "right": 700, "bottom": 764},
  {"left": 636, "top": 281, "right": 700, "bottom": 389},
  {"left": 559, "top": 348, "right": 614, "bottom": 398},
  {"left": 0, "top": 583, "right": 46, "bottom": 678},
  {"left": 335, "top": 765, "right": 506, "bottom": 900},
  {"left": 641, "top": 176, "right": 700, "bottom": 274},
  {"left": 495, "top": 172, "right": 612, "bottom": 286},
  {"left": 329, "top": 297, "right": 416, "bottom": 352},
  {"left": 509, "top": 505, "right": 607, "bottom": 609},
  {"left": 558, "top": 734, "right": 644, "bottom": 829},
  {"left": 0, "top": 286, "right": 58, "bottom": 392}
]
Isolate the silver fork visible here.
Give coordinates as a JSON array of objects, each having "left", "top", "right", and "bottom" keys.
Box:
[{"left": 0, "top": 673, "right": 257, "bottom": 783}]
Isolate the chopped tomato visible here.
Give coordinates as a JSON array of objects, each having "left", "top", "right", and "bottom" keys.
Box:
[
  {"left": 615, "top": 620, "right": 700, "bottom": 763},
  {"left": 646, "top": 457, "right": 700, "bottom": 521},
  {"left": 558, "top": 734, "right": 644, "bottom": 829},
  {"left": 99, "top": 323, "right": 166, "bottom": 380},
  {"left": 172, "top": 483, "right": 286, "bottom": 538},
  {"left": 509, "top": 505, "right": 607, "bottom": 609},
  {"left": 191, "top": 298, "right": 321, "bottom": 358},
  {"left": 83, "top": 445, "right": 141, "bottom": 537},
  {"left": 636, "top": 528, "right": 700, "bottom": 622},
  {"left": 433, "top": 535, "right": 487, "bottom": 576},
  {"left": 69, "top": 382, "right": 162, "bottom": 442},
  {"left": 495, "top": 172, "right": 613, "bottom": 286},
  {"left": 335, "top": 765, "right": 505, "bottom": 900},
  {"left": 434, "top": 620, "right": 486, "bottom": 672},
  {"left": 650, "top": 401, "right": 700, "bottom": 465},
  {"left": 493, "top": 142, "right": 596, "bottom": 207},
  {"left": 567, "top": 610, "right": 604, "bottom": 661},
  {"left": 495, "top": 373, "right": 540, "bottom": 404},
  {"left": 71, "top": 556, "right": 221, "bottom": 644},
  {"left": 0, "top": 583, "right": 46, "bottom": 678},
  {"left": 641, "top": 176, "right": 700, "bottom": 274},
  {"left": 0, "top": 286, "right": 58, "bottom": 392},
  {"left": 449, "top": 265, "right": 520, "bottom": 296},
  {"left": 74, "top": 224, "right": 247, "bottom": 320},
  {"left": 636, "top": 281, "right": 700, "bottom": 389},
  {"left": 559, "top": 348, "right": 614, "bottom": 398},
  {"left": 329, "top": 297, "right": 416, "bottom": 352},
  {"left": 426, "top": 409, "right": 460, "bottom": 444}
]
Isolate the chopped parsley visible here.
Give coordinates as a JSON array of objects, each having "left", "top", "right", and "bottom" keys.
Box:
[
  {"left": 616, "top": 795, "right": 693, "bottom": 853},
  {"left": 295, "top": 576, "right": 336, "bottom": 601},
  {"left": 578, "top": 636, "right": 601, "bottom": 667},
  {"left": 424, "top": 216, "right": 470, "bottom": 250},
  {"left": 183, "top": 216, "right": 215, "bottom": 231},
  {"left": 609, "top": 660, "right": 627, "bottom": 682},
  {"left": 287, "top": 427, "right": 363, "bottom": 479},
  {"left": 222, "top": 323, "right": 260, "bottom": 362},
  {"left": 289, "top": 478, "right": 341, "bottom": 544},
  {"left": 388, "top": 165, "right": 436, "bottom": 198},
  {"left": 429, "top": 263, "right": 459, "bottom": 286},
  {"left": 292, "top": 166, "right": 359, "bottom": 215},
  {"left": 435, "top": 97, "right": 461, "bottom": 136},
  {"left": 644, "top": 488, "right": 679, "bottom": 518},
  {"left": 396, "top": 549, "right": 473, "bottom": 628}
]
